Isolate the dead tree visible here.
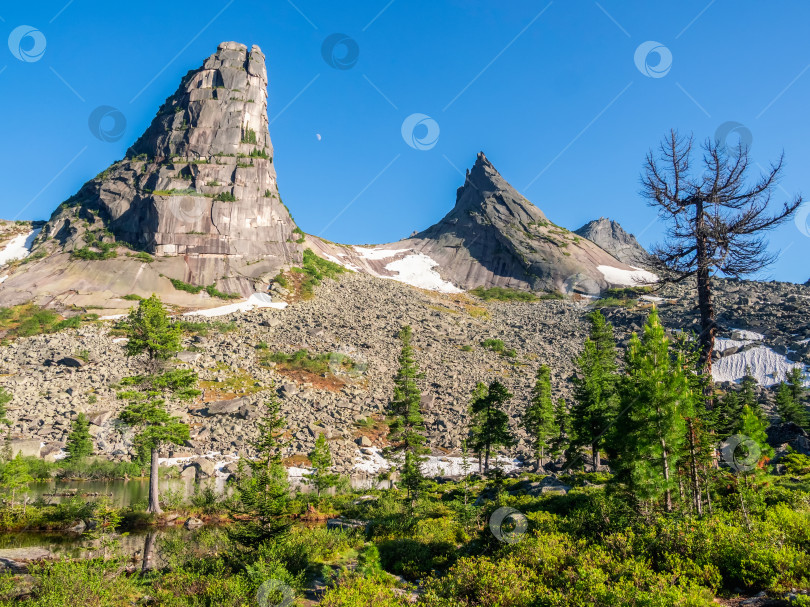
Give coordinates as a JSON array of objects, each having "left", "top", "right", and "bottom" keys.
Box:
[{"left": 641, "top": 130, "right": 802, "bottom": 375}]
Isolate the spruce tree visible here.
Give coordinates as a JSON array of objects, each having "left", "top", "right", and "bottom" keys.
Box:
[
  {"left": 571, "top": 310, "right": 619, "bottom": 471},
  {"left": 123, "top": 294, "right": 182, "bottom": 368},
  {"left": 468, "top": 380, "right": 515, "bottom": 475},
  {"left": 715, "top": 390, "right": 745, "bottom": 438},
  {"left": 775, "top": 380, "right": 807, "bottom": 427},
  {"left": 614, "top": 307, "right": 691, "bottom": 512},
  {"left": 231, "top": 398, "right": 291, "bottom": 547},
  {"left": 1, "top": 453, "right": 33, "bottom": 512},
  {"left": 737, "top": 405, "right": 774, "bottom": 462},
  {"left": 385, "top": 325, "right": 429, "bottom": 499},
  {"left": 307, "top": 433, "right": 339, "bottom": 497},
  {"left": 65, "top": 413, "right": 94, "bottom": 462},
  {"left": 118, "top": 398, "right": 189, "bottom": 514},
  {"left": 525, "top": 365, "right": 558, "bottom": 469},
  {"left": 550, "top": 397, "right": 570, "bottom": 462}
]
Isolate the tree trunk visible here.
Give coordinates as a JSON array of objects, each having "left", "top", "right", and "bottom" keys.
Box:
[
  {"left": 661, "top": 439, "right": 672, "bottom": 512},
  {"left": 592, "top": 444, "right": 601, "bottom": 472},
  {"left": 687, "top": 419, "right": 703, "bottom": 516},
  {"left": 694, "top": 199, "right": 716, "bottom": 379},
  {"left": 147, "top": 447, "right": 162, "bottom": 515},
  {"left": 141, "top": 531, "right": 157, "bottom": 573},
  {"left": 484, "top": 447, "right": 490, "bottom": 476}
]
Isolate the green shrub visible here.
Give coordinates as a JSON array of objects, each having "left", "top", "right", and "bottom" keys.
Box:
[
  {"left": 215, "top": 191, "right": 237, "bottom": 202},
  {"left": 470, "top": 286, "right": 538, "bottom": 302},
  {"left": 480, "top": 338, "right": 505, "bottom": 353}
]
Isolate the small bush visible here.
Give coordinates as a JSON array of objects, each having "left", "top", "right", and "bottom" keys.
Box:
[{"left": 470, "top": 286, "right": 538, "bottom": 302}]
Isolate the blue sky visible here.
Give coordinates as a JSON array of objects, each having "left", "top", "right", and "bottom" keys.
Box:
[{"left": 1, "top": 1, "right": 808, "bottom": 282}]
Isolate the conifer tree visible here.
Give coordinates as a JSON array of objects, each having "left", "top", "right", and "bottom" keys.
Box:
[
  {"left": 614, "top": 307, "right": 691, "bottom": 512},
  {"left": 739, "top": 371, "right": 761, "bottom": 415},
  {"left": 123, "top": 294, "right": 182, "bottom": 368},
  {"left": 0, "top": 388, "right": 12, "bottom": 461},
  {"left": 231, "top": 398, "right": 291, "bottom": 547},
  {"left": 385, "top": 325, "right": 429, "bottom": 499},
  {"left": 737, "top": 405, "right": 774, "bottom": 462},
  {"left": 550, "top": 397, "right": 571, "bottom": 462},
  {"left": 118, "top": 397, "right": 189, "bottom": 514},
  {"left": 1, "top": 453, "right": 34, "bottom": 511},
  {"left": 468, "top": 380, "right": 515, "bottom": 475},
  {"left": 715, "top": 390, "right": 745, "bottom": 438},
  {"left": 571, "top": 310, "right": 619, "bottom": 471},
  {"left": 65, "top": 413, "right": 94, "bottom": 462},
  {"left": 306, "top": 433, "right": 340, "bottom": 497},
  {"left": 525, "top": 365, "right": 558, "bottom": 469},
  {"left": 775, "top": 379, "right": 807, "bottom": 427}
]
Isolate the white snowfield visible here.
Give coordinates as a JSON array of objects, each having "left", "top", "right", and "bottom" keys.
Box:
[
  {"left": 597, "top": 265, "right": 658, "bottom": 287},
  {"left": 352, "top": 446, "right": 519, "bottom": 475},
  {"left": 713, "top": 333, "right": 807, "bottom": 387},
  {"left": 353, "top": 246, "right": 408, "bottom": 260},
  {"left": 0, "top": 228, "right": 41, "bottom": 265},
  {"left": 182, "top": 293, "right": 287, "bottom": 318},
  {"left": 384, "top": 253, "right": 463, "bottom": 294}
]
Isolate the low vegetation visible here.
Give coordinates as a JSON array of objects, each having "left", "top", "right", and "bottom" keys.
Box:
[
  {"left": 260, "top": 349, "right": 363, "bottom": 376},
  {"left": 0, "top": 304, "right": 97, "bottom": 341},
  {"left": 470, "top": 286, "right": 539, "bottom": 302}
]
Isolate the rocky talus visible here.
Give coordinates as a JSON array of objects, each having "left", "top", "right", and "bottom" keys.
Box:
[{"left": 1, "top": 271, "right": 807, "bottom": 474}]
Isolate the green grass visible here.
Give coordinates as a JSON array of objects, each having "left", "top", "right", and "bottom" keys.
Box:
[
  {"left": 470, "top": 286, "right": 538, "bottom": 302},
  {"left": 122, "top": 294, "right": 143, "bottom": 301},
  {"left": 291, "top": 249, "right": 347, "bottom": 299},
  {"left": 292, "top": 226, "right": 305, "bottom": 244},
  {"left": 604, "top": 286, "right": 652, "bottom": 299},
  {"left": 0, "top": 304, "right": 96, "bottom": 340},
  {"left": 166, "top": 278, "right": 240, "bottom": 299},
  {"left": 175, "top": 319, "right": 238, "bottom": 336},
  {"left": 261, "top": 349, "right": 361, "bottom": 376}
]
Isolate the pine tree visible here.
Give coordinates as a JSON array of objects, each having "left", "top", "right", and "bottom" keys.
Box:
[
  {"left": 65, "top": 413, "right": 94, "bottom": 462},
  {"left": 775, "top": 380, "right": 807, "bottom": 427},
  {"left": 715, "top": 390, "right": 745, "bottom": 438},
  {"left": 737, "top": 405, "right": 774, "bottom": 462},
  {"left": 1, "top": 453, "right": 33, "bottom": 511},
  {"left": 118, "top": 398, "right": 189, "bottom": 514},
  {"left": 123, "top": 294, "right": 182, "bottom": 368},
  {"left": 468, "top": 380, "right": 515, "bottom": 475},
  {"left": 550, "top": 397, "right": 570, "bottom": 462},
  {"left": 525, "top": 365, "right": 558, "bottom": 469},
  {"left": 571, "top": 310, "right": 619, "bottom": 471},
  {"left": 307, "top": 433, "right": 339, "bottom": 497},
  {"left": 613, "top": 307, "right": 692, "bottom": 513},
  {"left": 230, "top": 399, "right": 291, "bottom": 548},
  {"left": 739, "top": 370, "right": 761, "bottom": 414},
  {"left": 385, "top": 325, "right": 429, "bottom": 499}
]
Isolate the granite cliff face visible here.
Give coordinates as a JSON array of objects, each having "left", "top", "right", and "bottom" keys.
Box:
[
  {"left": 0, "top": 42, "right": 299, "bottom": 311},
  {"left": 574, "top": 217, "right": 652, "bottom": 268},
  {"left": 309, "top": 153, "right": 641, "bottom": 295}
]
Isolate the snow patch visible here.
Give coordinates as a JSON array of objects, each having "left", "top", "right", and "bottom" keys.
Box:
[
  {"left": 353, "top": 246, "right": 408, "bottom": 260},
  {"left": 597, "top": 265, "right": 658, "bottom": 286},
  {"left": 712, "top": 344, "right": 806, "bottom": 387},
  {"left": 352, "top": 447, "right": 521, "bottom": 476},
  {"left": 183, "top": 293, "right": 287, "bottom": 318},
  {"left": 322, "top": 251, "right": 360, "bottom": 272},
  {"left": 730, "top": 328, "right": 765, "bottom": 341},
  {"left": 384, "top": 253, "right": 462, "bottom": 294},
  {"left": 0, "top": 228, "right": 41, "bottom": 265}
]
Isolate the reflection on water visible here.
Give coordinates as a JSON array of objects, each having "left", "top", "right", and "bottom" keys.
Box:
[{"left": 26, "top": 477, "right": 229, "bottom": 509}]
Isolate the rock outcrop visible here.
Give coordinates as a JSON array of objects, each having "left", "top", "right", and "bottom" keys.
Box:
[
  {"left": 574, "top": 217, "right": 652, "bottom": 268},
  {"left": 0, "top": 42, "right": 299, "bottom": 311},
  {"left": 309, "top": 153, "right": 642, "bottom": 295}
]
